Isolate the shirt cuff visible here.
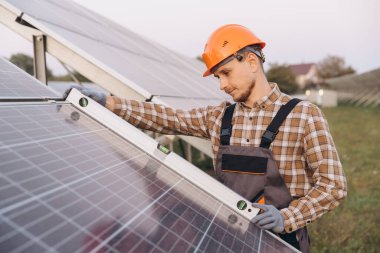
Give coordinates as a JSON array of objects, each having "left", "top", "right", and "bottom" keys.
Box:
[
  {"left": 280, "top": 208, "right": 300, "bottom": 233},
  {"left": 105, "top": 96, "right": 123, "bottom": 115}
]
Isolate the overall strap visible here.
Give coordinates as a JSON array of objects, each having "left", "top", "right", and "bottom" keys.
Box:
[
  {"left": 260, "top": 98, "right": 302, "bottom": 149},
  {"left": 220, "top": 103, "right": 236, "bottom": 145}
]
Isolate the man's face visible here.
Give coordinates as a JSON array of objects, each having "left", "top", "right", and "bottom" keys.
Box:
[{"left": 213, "top": 56, "right": 256, "bottom": 103}]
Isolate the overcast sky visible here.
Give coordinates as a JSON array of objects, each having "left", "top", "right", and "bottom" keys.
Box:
[{"left": 1, "top": 0, "right": 379, "bottom": 75}]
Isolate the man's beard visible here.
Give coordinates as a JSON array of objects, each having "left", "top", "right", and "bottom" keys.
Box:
[{"left": 234, "top": 81, "right": 255, "bottom": 103}]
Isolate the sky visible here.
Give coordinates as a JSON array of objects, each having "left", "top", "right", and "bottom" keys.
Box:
[{"left": 1, "top": 0, "right": 379, "bottom": 75}]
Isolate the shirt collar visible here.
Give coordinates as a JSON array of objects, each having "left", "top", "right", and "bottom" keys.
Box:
[{"left": 240, "top": 82, "right": 282, "bottom": 109}]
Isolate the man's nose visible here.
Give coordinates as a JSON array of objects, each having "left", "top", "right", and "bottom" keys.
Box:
[{"left": 219, "top": 77, "right": 228, "bottom": 91}]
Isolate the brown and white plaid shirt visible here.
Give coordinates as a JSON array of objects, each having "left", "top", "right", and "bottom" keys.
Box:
[{"left": 106, "top": 83, "right": 347, "bottom": 233}]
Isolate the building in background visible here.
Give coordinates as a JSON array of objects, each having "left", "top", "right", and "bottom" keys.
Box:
[
  {"left": 289, "top": 63, "right": 337, "bottom": 107},
  {"left": 289, "top": 63, "right": 320, "bottom": 89}
]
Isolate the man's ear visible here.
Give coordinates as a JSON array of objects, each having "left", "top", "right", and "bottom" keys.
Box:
[{"left": 246, "top": 52, "right": 259, "bottom": 72}]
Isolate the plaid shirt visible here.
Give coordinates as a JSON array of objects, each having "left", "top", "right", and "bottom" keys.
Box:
[{"left": 106, "top": 83, "right": 347, "bottom": 233}]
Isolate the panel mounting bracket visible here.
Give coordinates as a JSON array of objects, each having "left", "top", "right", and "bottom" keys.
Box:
[
  {"left": 32, "top": 34, "right": 48, "bottom": 84},
  {"left": 15, "top": 12, "right": 37, "bottom": 29}
]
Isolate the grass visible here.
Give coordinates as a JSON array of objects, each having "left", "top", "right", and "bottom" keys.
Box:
[{"left": 309, "top": 104, "right": 380, "bottom": 253}]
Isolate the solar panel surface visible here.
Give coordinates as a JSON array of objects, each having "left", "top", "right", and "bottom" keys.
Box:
[
  {"left": 0, "top": 100, "right": 299, "bottom": 253},
  {"left": 0, "top": 57, "right": 59, "bottom": 99}
]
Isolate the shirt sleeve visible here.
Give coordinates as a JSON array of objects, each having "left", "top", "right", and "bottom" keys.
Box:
[
  {"left": 280, "top": 104, "right": 347, "bottom": 233},
  {"left": 105, "top": 95, "right": 212, "bottom": 139}
]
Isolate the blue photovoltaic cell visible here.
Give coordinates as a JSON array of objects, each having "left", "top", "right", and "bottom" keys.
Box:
[
  {"left": 0, "top": 57, "right": 59, "bottom": 99},
  {"left": 0, "top": 104, "right": 298, "bottom": 252}
]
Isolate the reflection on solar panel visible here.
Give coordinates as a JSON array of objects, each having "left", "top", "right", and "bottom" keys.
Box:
[
  {"left": 0, "top": 90, "right": 299, "bottom": 252},
  {"left": 0, "top": 57, "right": 59, "bottom": 99}
]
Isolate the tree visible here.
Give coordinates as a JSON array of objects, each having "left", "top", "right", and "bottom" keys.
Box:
[
  {"left": 9, "top": 53, "right": 34, "bottom": 75},
  {"left": 52, "top": 71, "right": 91, "bottom": 82},
  {"left": 9, "top": 53, "right": 53, "bottom": 78},
  {"left": 266, "top": 63, "right": 298, "bottom": 94},
  {"left": 72, "top": 71, "right": 91, "bottom": 82},
  {"left": 317, "top": 55, "right": 355, "bottom": 79}
]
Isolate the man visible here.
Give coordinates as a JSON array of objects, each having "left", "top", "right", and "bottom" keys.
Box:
[{"left": 65, "top": 24, "right": 347, "bottom": 252}]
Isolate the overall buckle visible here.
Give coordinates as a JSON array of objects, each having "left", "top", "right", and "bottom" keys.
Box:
[
  {"left": 220, "top": 126, "right": 232, "bottom": 136},
  {"left": 262, "top": 130, "right": 278, "bottom": 142}
]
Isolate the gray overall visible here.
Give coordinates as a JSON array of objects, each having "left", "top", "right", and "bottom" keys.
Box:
[{"left": 215, "top": 99, "right": 310, "bottom": 253}]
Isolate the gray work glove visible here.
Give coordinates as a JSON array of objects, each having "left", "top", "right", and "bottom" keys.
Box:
[
  {"left": 251, "top": 203, "right": 285, "bottom": 233},
  {"left": 63, "top": 85, "right": 106, "bottom": 106}
]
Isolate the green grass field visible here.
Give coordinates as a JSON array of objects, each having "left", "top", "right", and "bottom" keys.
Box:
[{"left": 309, "top": 105, "right": 380, "bottom": 253}]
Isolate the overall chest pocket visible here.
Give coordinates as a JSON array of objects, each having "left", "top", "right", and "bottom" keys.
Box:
[{"left": 221, "top": 154, "right": 268, "bottom": 175}]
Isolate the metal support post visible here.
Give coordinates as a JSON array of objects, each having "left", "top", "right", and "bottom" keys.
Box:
[
  {"left": 186, "top": 143, "right": 192, "bottom": 163},
  {"left": 33, "top": 35, "right": 47, "bottom": 84}
]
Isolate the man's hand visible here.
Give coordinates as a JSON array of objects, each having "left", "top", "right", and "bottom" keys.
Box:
[
  {"left": 251, "top": 203, "right": 284, "bottom": 233},
  {"left": 63, "top": 85, "right": 106, "bottom": 106}
]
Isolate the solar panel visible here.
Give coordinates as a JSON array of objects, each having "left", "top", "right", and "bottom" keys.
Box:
[
  {"left": 1, "top": 0, "right": 229, "bottom": 104},
  {"left": 0, "top": 0, "right": 229, "bottom": 155},
  {"left": 0, "top": 57, "right": 59, "bottom": 99},
  {"left": 0, "top": 88, "right": 300, "bottom": 252}
]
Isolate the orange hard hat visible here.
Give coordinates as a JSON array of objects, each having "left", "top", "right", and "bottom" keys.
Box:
[{"left": 202, "top": 24, "right": 266, "bottom": 77}]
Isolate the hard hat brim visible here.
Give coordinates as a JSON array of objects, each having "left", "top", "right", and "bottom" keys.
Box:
[{"left": 203, "top": 69, "right": 212, "bottom": 77}]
